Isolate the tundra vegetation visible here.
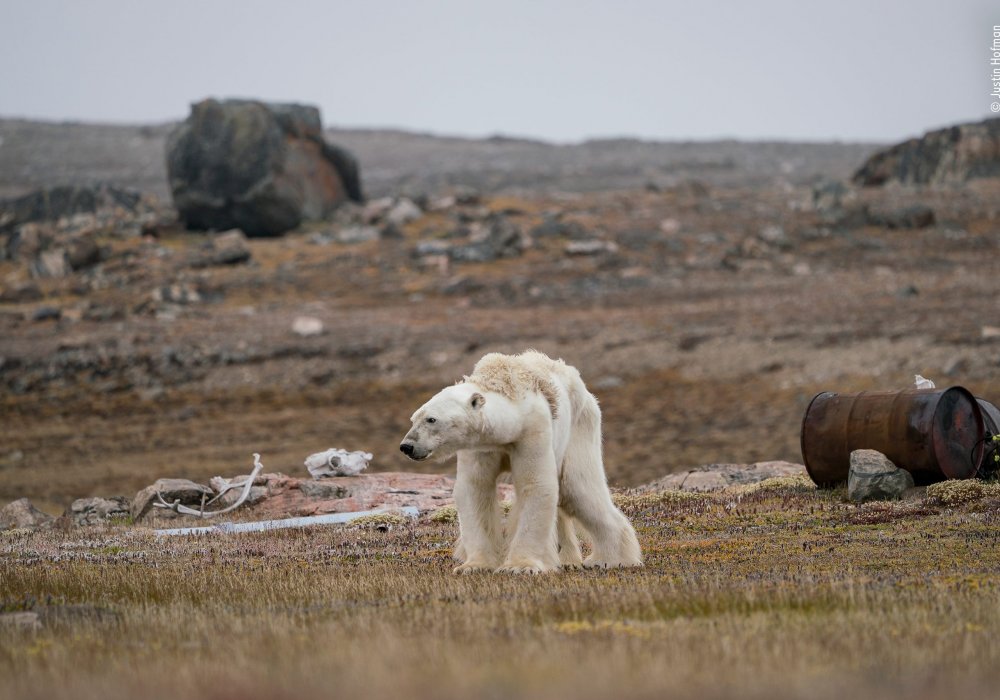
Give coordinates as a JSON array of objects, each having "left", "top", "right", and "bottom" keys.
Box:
[{"left": 4, "top": 478, "right": 1000, "bottom": 700}]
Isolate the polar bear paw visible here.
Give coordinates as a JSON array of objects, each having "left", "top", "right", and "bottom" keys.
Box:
[
  {"left": 498, "top": 558, "right": 558, "bottom": 575},
  {"left": 453, "top": 560, "right": 495, "bottom": 575}
]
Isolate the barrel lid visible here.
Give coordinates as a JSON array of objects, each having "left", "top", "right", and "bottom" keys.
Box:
[{"left": 932, "top": 386, "right": 985, "bottom": 479}]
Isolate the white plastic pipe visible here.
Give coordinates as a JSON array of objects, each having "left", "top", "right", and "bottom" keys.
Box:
[{"left": 154, "top": 506, "right": 419, "bottom": 537}]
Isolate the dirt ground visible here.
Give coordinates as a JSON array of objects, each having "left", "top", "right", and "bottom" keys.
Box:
[{"left": 2, "top": 175, "right": 999, "bottom": 512}]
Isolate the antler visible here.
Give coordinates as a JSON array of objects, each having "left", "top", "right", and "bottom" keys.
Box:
[{"left": 153, "top": 453, "right": 264, "bottom": 518}]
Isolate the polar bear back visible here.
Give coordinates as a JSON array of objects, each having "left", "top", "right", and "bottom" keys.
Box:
[{"left": 464, "top": 350, "right": 589, "bottom": 420}]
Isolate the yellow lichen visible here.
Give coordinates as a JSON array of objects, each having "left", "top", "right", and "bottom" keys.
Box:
[
  {"left": 925, "top": 480, "right": 1000, "bottom": 507},
  {"left": 429, "top": 505, "right": 458, "bottom": 524},
  {"left": 727, "top": 473, "right": 817, "bottom": 497},
  {"left": 350, "top": 512, "right": 409, "bottom": 529}
]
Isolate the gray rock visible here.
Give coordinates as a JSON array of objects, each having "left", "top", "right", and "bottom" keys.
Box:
[
  {"left": 385, "top": 198, "right": 422, "bottom": 227},
  {"left": 166, "top": 98, "right": 362, "bottom": 237},
  {"left": 449, "top": 216, "right": 525, "bottom": 263},
  {"left": 337, "top": 225, "right": 380, "bottom": 244},
  {"left": 0, "top": 185, "right": 143, "bottom": 235},
  {"left": 854, "top": 117, "right": 1000, "bottom": 186},
  {"left": 65, "top": 236, "right": 103, "bottom": 270},
  {"left": 0, "top": 281, "right": 42, "bottom": 302},
  {"left": 132, "top": 478, "right": 215, "bottom": 521},
  {"left": 866, "top": 204, "right": 935, "bottom": 230},
  {"left": 31, "top": 248, "right": 70, "bottom": 278},
  {"left": 0, "top": 498, "right": 55, "bottom": 529},
  {"left": 848, "top": 449, "right": 915, "bottom": 503},
  {"left": 565, "top": 240, "right": 619, "bottom": 256},
  {"left": 65, "top": 496, "right": 131, "bottom": 526},
  {"left": 190, "top": 229, "right": 252, "bottom": 267},
  {"left": 299, "top": 481, "right": 350, "bottom": 499}
]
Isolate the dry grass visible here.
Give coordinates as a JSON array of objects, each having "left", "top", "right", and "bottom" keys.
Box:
[{"left": 4, "top": 487, "right": 1000, "bottom": 700}]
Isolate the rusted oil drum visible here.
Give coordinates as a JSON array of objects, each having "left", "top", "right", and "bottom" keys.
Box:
[
  {"left": 978, "top": 399, "right": 1000, "bottom": 435},
  {"left": 800, "top": 387, "right": 986, "bottom": 486}
]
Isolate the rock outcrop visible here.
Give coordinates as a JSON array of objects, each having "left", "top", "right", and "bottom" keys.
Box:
[
  {"left": 166, "top": 99, "right": 362, "bottom": 237},
  {"left": 853, "top": 117, "right": 1000, "bottom": 186}
]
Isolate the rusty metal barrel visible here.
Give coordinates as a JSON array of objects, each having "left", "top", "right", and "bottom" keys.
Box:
[{"left": 800, "top": 387, "right": 987, "bottom": 485}]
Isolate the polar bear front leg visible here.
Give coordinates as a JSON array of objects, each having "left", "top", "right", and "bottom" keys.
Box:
[
  {"left": 500, "top": 437, "right": 561, "bottom": 574},
  {"left": 453, "top": 451, "right": 504, "bottom": 574}
]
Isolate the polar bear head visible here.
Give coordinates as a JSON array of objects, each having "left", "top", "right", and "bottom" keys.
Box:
[{"left": 399, "top": 383, "right": 486, "bottom": 461}]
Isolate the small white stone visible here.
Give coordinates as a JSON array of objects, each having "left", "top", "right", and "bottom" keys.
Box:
[{"left": 292, "top": 316, "right": 324, "bottom": 337}]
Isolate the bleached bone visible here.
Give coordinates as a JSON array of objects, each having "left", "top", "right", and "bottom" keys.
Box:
[
  {"left": 304, "top": 448, "right": 372, "bottom": 478},
  {"left": 153, "top": 453, "right": 264, "bottom": 518}
]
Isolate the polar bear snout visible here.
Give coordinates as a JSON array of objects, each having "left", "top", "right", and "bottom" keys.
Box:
[{"left": 399, "top": 440, "right": 431, "bottom": 461}]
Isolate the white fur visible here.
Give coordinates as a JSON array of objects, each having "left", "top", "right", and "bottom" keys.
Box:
[{"left": 401, "top": 351, "right": 642, "bottom": 574}]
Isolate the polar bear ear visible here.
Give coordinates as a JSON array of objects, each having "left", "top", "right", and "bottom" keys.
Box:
[{"left": 470, "top": 392, "right": 486, "bottom": 409}]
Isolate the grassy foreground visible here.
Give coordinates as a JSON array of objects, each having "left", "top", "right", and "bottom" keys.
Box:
[{"left": 3, "top": 478, "right": 1000, "bottom": 700}]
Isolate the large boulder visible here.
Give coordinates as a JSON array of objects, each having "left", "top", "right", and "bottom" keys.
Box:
[
  {"left": 166, "top": 99, "right": 363, "bottom": 237},
  {"left": 853, "top": 117, "right": 1000, "bottom": 186},
  {"left": 0, "top": 498, "right": 54, "bottom": 529},
  {"left": 847, "top": 450, "right": 915, "bottom": 502}
]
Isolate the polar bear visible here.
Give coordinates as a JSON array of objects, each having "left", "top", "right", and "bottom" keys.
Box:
[{"left": 400, "top": 350, "right": 642, "bottom": 574}]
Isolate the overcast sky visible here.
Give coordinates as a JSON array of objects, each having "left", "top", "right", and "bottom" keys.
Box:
[{"left": 0, "top": 0, "right": 995, "bottom": 143}]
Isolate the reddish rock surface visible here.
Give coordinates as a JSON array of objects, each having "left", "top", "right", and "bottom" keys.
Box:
[{"left": 140, "top": 472, "right": 515, "bottom": 524}]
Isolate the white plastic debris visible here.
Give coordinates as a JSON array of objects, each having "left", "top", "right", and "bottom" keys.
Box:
[
  {"left": 154, "top": 506, "right": 419, "bottom": 536},
  {"left": 914, "top": 375, "right": 936, "bottom": 390},
  {"left": 305, "top": 448, "right": 372, "bottom": 478},
  {"left": 292, "top": 316, "right": 324, "bottom": 337}
]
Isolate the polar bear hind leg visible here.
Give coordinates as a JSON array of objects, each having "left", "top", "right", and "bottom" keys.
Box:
[
  {"left": 560, "top": 396, "right": 643, "bottom": 568},
  {"left": 557, "top": 509, "right": 584, "bottom": 568}
]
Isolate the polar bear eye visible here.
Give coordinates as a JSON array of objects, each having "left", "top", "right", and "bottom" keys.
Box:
[{"left": 426, "top": 417, "right": 437, "bottom": 424}]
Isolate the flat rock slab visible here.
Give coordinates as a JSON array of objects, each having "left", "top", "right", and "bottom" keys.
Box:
[
  {"left": 219, "top": 472, "right": 514, "bottom": 520},
  {"left": 637, "top": 461, "right": 807, "bottom": 493}
]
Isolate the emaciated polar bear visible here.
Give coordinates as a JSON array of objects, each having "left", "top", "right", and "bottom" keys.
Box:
[{"left": 399, "top": 350, "right": 642, "bottom": 574}]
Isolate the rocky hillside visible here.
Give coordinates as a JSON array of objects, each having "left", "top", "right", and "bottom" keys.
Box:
[{"left": 0, "top": 118, "right": 882, "bottom": 201}]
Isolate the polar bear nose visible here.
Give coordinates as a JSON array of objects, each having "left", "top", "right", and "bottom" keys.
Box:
[{"left": 399, "top": 442, "right": 415, "bottom": 456}]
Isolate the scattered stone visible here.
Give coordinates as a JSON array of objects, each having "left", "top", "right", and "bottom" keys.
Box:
[
  {"left": 30, "top": 306, "right": 61, "bottom": 322},
  {"left": 292, "top": 316, "right": 324, "bottom": 337},
  {"left": 65, "top": 496, "right": 131, "bottom": 526},
  {"left": 0, "top": 498, "right": 55, "bottom": 529},
  {"left": 190, "top": 229, "right": 252, "bottom": 267},
  {"left": 866, "top": 204, "right": 935, "bottom": 230},
  {"left": 0, "top": 281, "right": 42, "bottom": 303},
  {"left": 854, "top": 116, "right": 1000, "bottom": 186},
  {"left": 659, "top": 218, "right": 681, "bottom": 235},
  {"left": 449, "top": 216, "right": 526, "bottom": 263},
  {"left": 847, "top": 449, "right": 915, "bottom": 503},
  {"left": 151, "top": 284, "right": 201, "bottom": 305},
  {"left": 31, "top": 248, "right": 70, "bottom": 278},
  {"left": 65, "top": 236, "right": 103, "bottom": 270},
  {"left": 414, "top": 240, "right": 451, "bottom": 257},
  {"left": 131, "top": 478, "right": 215, "bottom": 521},
  {"left": 166, "top": 98, "right": 362, "bottom": 236},
  {"left": 337, "top": 225, "right": 380, "bottom": 243},
  {"left": 565, "top": 240, "right": 619, "bottom": 256},
  {"left": 758, "top": 225, "right": 790, "bottom": 248},
  {"left": 982, "top": 326, "right": 1000, "bottom": 339},
  {"left": 592, "top": 376, "right": 624, "bottom": 390},
  {"left": 530, "top": 216, "right": 589, "bottom": 239},
  {"left": 385, "top": 198, "right": 422, "bottom": 227}
]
